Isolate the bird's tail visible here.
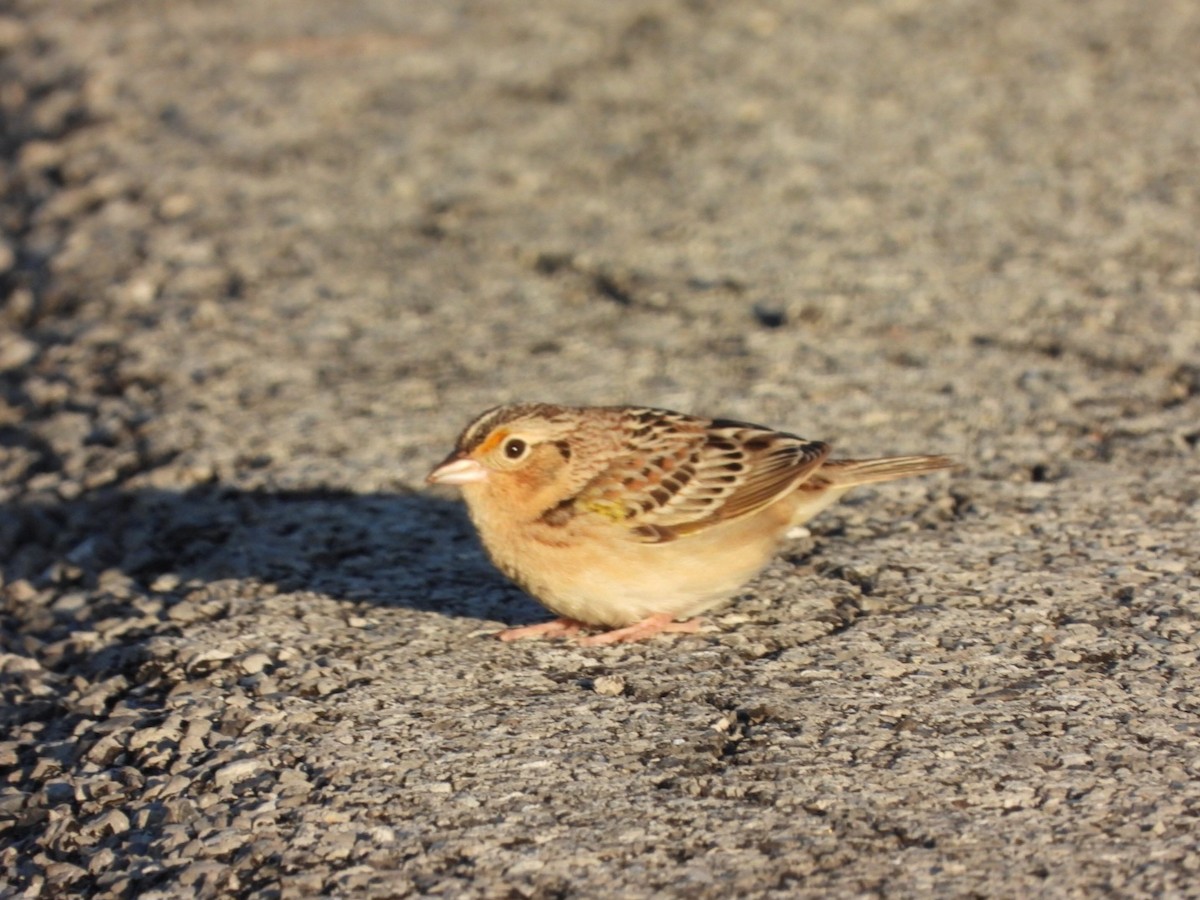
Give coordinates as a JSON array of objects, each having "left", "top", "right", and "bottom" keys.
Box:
[{"left": 814, "top": 455, "right": 956, "bottom": 487}]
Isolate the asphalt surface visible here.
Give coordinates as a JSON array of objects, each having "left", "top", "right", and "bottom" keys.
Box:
[{"left": 2, "top": 1, "right": 1198, "bottom": 897}]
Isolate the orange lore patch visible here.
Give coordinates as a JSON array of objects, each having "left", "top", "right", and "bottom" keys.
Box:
[{"left": 476, "top": 428, "right": 509, "bottom": 456}]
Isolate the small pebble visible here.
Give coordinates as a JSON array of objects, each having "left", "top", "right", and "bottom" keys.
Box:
[{"left": 592, "top": 675, "right": 625, "bottom": 696}]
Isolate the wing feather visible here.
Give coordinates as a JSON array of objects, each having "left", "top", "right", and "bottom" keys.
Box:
[{"left": 572, "top": 409, "right": 830, "bottom": 542}]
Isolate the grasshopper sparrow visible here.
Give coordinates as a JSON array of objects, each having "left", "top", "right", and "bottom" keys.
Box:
[{"left": 427, "top": 403, "right": 953, "bottom": 646}]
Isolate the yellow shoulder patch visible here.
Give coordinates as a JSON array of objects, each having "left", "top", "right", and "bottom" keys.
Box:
[{"left": 580, "top": 498, "right": 628, "bottom": 522}]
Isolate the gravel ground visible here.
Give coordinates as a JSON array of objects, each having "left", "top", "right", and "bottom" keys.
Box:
[{"left": 2, "top": 1, "right": 1198, "bottom": 897}]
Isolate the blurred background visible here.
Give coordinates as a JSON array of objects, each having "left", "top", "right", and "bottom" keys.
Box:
[{"left": 7, "top": 0, "right": 1196, "bottom": 501}]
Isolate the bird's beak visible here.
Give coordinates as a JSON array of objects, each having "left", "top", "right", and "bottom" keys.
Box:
[{"left": 426, "top": 454, "right": 488, "bottom": 485}]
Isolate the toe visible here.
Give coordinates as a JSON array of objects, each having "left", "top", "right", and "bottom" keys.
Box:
[
  {"left": 497, "top": 618, "right": 585, "bottom": 642},
  {"left": 577, "top": 614, "right": 700, "bottom": 646}
]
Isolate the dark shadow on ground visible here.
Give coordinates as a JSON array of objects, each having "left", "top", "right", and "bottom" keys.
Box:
[{"left": 1, "top": 483, "right": 547, "bottom": 651}]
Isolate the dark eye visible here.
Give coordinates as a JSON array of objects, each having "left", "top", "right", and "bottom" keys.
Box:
[{"left": 503, "top": 438, "right": 528, "bottom": 460}]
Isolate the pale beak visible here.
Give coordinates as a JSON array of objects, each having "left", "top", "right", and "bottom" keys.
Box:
[{"left": 426, "top": 455, "right": 488, "bottom": 485}]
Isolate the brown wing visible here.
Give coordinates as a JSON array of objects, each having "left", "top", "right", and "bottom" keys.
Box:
[{"left": 573, "top": 409, "right": 830, "bottom": 543}]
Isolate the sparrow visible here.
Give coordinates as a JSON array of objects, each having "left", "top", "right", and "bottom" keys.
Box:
[{"left": 427, "top": 403, "right": 953, "bottom": 646}]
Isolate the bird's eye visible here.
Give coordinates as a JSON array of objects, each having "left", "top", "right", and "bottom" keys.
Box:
[{"left": 503, "top": 438, "right": 528, "bottom": 460}]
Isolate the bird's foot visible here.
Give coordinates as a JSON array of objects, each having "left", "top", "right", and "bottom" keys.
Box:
[
  {"left": 497, "top": 618, "right": 587, "bottom": 642},
  {"left": 577, "top": 613, "right": 703, "bottom": 646}
]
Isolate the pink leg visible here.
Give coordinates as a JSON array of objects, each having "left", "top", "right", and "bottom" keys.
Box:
[
  {"left": 577, "top": 614, "right": 703, "bottom": 646},
  {"left": 497, "top": 618, "right": 586, "bottom": 642}
]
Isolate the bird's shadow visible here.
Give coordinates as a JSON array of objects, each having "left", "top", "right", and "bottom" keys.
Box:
[{"left": 1, "top": 482, "right": 547, "bottom": 637}]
